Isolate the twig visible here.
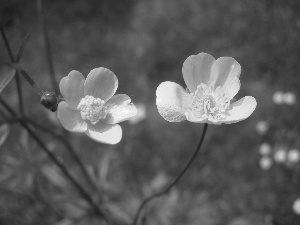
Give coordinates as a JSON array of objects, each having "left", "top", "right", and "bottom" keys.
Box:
[{"left": 132, "top": 123, "right": 208, "bottom": 225}]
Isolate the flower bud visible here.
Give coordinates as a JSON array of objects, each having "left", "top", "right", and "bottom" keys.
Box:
[{"left": 40, "top": 91, "right": 58, "bottom": 112}]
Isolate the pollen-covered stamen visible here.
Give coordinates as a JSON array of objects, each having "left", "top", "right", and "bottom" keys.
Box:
[
  {"left": 77, "top": 95, "right": 108, "bottom": 125},
  {"left": 191, "top": 84, "right": 230, "bottom": 120}
]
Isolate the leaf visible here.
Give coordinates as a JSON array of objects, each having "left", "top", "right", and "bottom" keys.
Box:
[
  {"left": 0, "top": 66, "right": 16, "bottom": 93},
  {"left": 0, "top": 124, "right": 10, "bottom": 148}
]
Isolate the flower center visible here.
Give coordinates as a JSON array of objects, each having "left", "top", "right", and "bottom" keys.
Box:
[
  {"left": 191, "top": 84, "right": 230, "bottom": 121},
  {"left": 77, "top": 95, "right": 108, "bottom": 125}
]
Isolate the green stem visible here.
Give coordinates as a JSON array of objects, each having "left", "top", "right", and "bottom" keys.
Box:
[
  {"left": 15, "top": 71, "right": 24, "bottom": 113},
  {"left": 19, "top": 69, "right": 44, "bottom": 96},
  {"left": 0, "top": 24, "right": 14, "bottom": 62},
  {"left": 0, "top": 24, "right": 24, "bottom": 113},
  {"left": 132, "top": 123, "right": 208, "bottom": 225},
  {"left": 25, "top": 117, "right": 101, "bottom": 194},
  {"left": 36, "top": 0, "right": 59, "bottom": 94},
  {"left": 0, "top": 97, "right": 109, "bottom": 224}
]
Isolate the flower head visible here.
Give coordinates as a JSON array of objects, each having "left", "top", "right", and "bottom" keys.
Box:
[
  {"left": 273, "top": 91, "right": 284, "bottom": 105},
  {"left": 156, "top": 53, "right": 257, "bottom": 124},
  {"left": 260, "top": 156, "right": 272, "bottom": 170},
  {"left": 57, "top": 68, "right": 137, "bottom": 144}
]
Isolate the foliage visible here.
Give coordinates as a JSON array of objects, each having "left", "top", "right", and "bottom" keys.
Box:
[{"left": 1, "top": 0, "right": 300, "bottom": 225}]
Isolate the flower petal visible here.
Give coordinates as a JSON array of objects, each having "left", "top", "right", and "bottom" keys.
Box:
[
  {"left": 59, "top": 70, "right": 85, "bottom": 109},
  {"left": 103, "top": 94, "right": 137, "bottom": 124},
  {"left": 182, "top": 53, "right": 216, "bottom": 93},
  {"left": 85, "top": 122, "right": 122, "bottom": 144},
  {"left": 221, "top": 96, "right": 257, "bottom": 124},
  {"left": 186, "top": 112, "right": 208, "bottom": 123},
  {"left": 226, "top": 77, "right": 240, "bottom": 100},
  {"left": 156, "top": 81, "right": 191, "bottom": 122},
  {"left": 84, "top": 67, "right": 118, "bottom": 101},
  {"left": 57, "top": 102, "right": 87, "bottom": 132},
  {"left": 210, "top": 57, "right": 241, "bottom": 90}
]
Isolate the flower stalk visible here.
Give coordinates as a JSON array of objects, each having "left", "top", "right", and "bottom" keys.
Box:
[
  {"left": 0, "top": 97, "right": 109, "bottom": 224},
  {"left": 132, "top": 123, "right": 208, "bottom": 225}
]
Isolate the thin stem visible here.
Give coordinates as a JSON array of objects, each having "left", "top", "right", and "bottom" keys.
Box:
[
  {"left": 16, "top": 33, "right": 30, "bottom": 63},
  {"left": 25, "top": 117, "right": 101, "bottom": 194},
  {"left": 37, "top": 0, "right": 59, "bottom": 94},
  {"left": 15, "top": 71, "right": 24, "bottom": 113},
  {"left": 0, "top": 97, "right": 109, "bottom": 224},
  {"left": 0, "top": 24, "right": 24, "bottom": 114},
  {"left": 132, "top": 123, "right": 208, "bottom": 225},
  {"left": 0, "top": 23, "right": 14, "bottom": 62},
  {"left": 19, "top": 69, "right": 44, "bottom": 96}
]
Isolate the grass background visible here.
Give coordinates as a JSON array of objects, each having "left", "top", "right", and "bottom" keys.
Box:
[{"left": 1, "top": 0, "right": 300, "bottom": 224}]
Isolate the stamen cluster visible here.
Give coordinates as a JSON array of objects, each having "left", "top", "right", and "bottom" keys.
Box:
[
  {"left": 191, "top": 85, "right": 230, "bottom": 121},
  {"left": 77, "top": 95, "right": 108, "bottom": 125}
]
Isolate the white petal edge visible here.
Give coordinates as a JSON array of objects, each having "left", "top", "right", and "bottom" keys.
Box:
[
  {"left": 85, "top": 122, "right": 122, "bottom": 144},
  {"left": 226, "top": 77, "right": 241, "bottom": 101},
  {"left": 210, "top": 57, "right": 241, "bottom": 90},
  {"left": 57, "top": 102, "right": 87, "bottom": 132},
  {"left": 59, "top": 70, "right": 85, "bottom": 109},
  {"left": 84, "top": 67, "right": 118, "bottom": 101},
  {"left": 182, "top": 53, "right": 216, "bottom": 93},
  {"left": 221, "top": 96, "right": 257, "bottom": 124},
  {"left": 103, "top": 94, "right": 137, "bottom": 124},
  {"left": 156, "top": 81, "right": 191, "bottom": 122}
]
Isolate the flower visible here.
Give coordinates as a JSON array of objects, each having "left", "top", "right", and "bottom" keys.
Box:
[
  {"left": 57, "top": 68, "right": 137, "bottom": 144},
  {"left": 259, "top": 143, "right": 271, "bottom": 155},
  {"left": 272, "top": 91, "right": 284, "bottom": 105},
  {"left": 287, "top": 149, "right": 300, "bottom": 163},
  {"left": 256, "top": 120, "right": 268, "bottom": 135},
  {"left": 274, "top": 149, "right": 287, "bottom": 163},
  {"left": 156, "top": 53, "right": 257, "bottom": 124},
  {"left": 283, "top": 92, "right": 296, "bottom": 105},
  {"left": 293, "top": 198, "right": 300, "bottom": 215},
  {"left": 259, "top": 156, "right": 272, "bottom": 170}
]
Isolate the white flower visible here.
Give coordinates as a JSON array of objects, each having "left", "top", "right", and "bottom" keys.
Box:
[
  {"left": 259, "top": 143, "right": 271, "bottom": 155},
  {"left": 256, "top": 121, "right": 268, "bottom": 135},
  {"left": 156, "top": 53, "right": 257, "bottom": 124},
  {"left": 293, "top": 198, "right": 300, "bottom": 215},
  {"left": 260, "top": 157, "right": 272, "bottom": 170},
  {"left": 273, "top": 91, "right": 284, "bottom": 105},
  {"left": 288, "top": 149, "right": 300, "bottom": 163},
  {"left": 283, "top": 92, "right": 296, "bottom": 105},
  {"left": 274, "top": 149, "right": 287, "bottom": 163},
  {"left": 57, "top": 68, "right": 137, "bottom": 144}
]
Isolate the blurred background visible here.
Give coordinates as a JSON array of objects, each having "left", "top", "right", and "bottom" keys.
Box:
[{"left": 1, "top": 0, "right": 300, "bottom": 224}]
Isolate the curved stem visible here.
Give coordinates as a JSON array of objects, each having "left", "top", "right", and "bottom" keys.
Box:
[{"left": 132, "top": 123, "right": 208, "bottom": 225}]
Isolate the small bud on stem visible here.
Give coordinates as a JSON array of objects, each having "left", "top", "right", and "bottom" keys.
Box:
[{"left": 40, "top": 91, "right": 58, "bottom": 112}]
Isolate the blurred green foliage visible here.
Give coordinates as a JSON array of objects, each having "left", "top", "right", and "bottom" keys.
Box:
[{"left": 1, "top": 0, "right": 300, "bottom": 224}]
